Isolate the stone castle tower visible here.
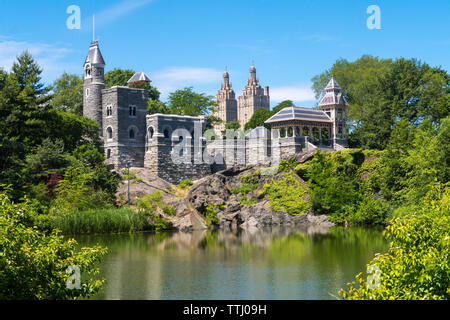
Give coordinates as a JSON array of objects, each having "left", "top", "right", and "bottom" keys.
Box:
[
  {"left": 83, "top": 41, "right": 149, "bottom": 168},
  {"left": 83, "top": 40, "right": 106, "bottom": 135},
  {"left": 214, "top": 68, "right": 237, "bottom": 132},
  {"left": 318, "top": 77, "right": 348, "bottom": 146},
  {"left": 237, "top": 63, "right": 270, "bottom": 129}
]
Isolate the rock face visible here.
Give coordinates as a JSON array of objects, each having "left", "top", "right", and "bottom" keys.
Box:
[{"left": 116, "top": 163, "right": 335, "bottom": 232}]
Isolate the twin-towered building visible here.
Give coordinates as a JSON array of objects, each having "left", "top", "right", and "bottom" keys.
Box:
[
  {"left": 214, "top": 64, "right": 270, "bottom": 131},
  {"left": 82, "top": 40, "right": 348, "bottom": 184}
]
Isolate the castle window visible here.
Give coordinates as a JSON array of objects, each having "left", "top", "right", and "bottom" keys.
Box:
[
  {"left": 129, "top": 106, "right": 137, "bottom": 117},
  {"left": 148, "top": 127, "right": 154, "bottom": 140},
  {"left": 106, "top": 149, "right": 111, "bottom": 159},
  {"left": 86, "top": 88, "right": 90, "bottom": 97},
  {"left": 106, "top": 127, "right": 113, "bottom": 140},
  {"left": 129, "top": 128, "right": 135, "bottom": 140},
  {"left": 164, "top": 128, "right": 170, "bottom": 139},
  {"left": 106, "top": 106, "right": 112, "bottom": 117},
  {"left": 338, "top": 112, "right": 342, "bottom": 120}
]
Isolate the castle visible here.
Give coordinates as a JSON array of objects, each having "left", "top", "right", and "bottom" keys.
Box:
[{"left": 82, "top": 41, "right": 348, "bottom": 184}]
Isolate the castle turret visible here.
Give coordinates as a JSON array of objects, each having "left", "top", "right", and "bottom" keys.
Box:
[
  {"left": 83, "top": 40, "right": 105, "bottom": 135},
  {"left": 214, "top": 67, "right": 237, "bottom": 132},
  {"left": 318, "top": 77, "right": 348, "bottom": 145},
  {"left": 237, "top": 63, "right": 270, "bottom": 129}
]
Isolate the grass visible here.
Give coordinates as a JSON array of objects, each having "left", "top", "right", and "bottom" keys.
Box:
[{"left": 50, "top": 207, "right": 155, "bottom": 235}]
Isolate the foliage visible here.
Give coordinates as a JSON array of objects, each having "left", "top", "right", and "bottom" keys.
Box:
[
  {"left": 167, "top": 87, "right": 217, "bottom": 116},
  {"left": 244, "top": 108, "right": 272, "bottom": 130},
  {"left": 340, "top": 182, "right": 450, "bottom": 300},
  {"left": 0, "top": 192, "right": 107, "bottom": 299},
  {"left": 311, "top": 55, "right": 449, "bottom": 149},
  {"left": 49, "top": 165, "right": 117, "bottom": 215},
  {"left": 50, "top": 72, "right": 83, "bottom": 114},
  {"left": 178, "top": 179, "right": 193, "bottom": 189},
  {"left": 50, "top": 207, "right": 152, "bottom": 234},
  {"left": 262, "top": 173, "right": 311, "bottom": 216},
  {"left": 105, "top": 68, "right": 160, "bottom": 101},
  {"left": 147, "top": 99, "right": 169, "bottom": 114},
  {"left": 204, "top": 202, "right": 224, "bottom": 226},
  {"left": 225, "top": 120, "right": 241, "bottom": 130},
  {"left": 136, "top": 191, "right": 173, "bottom": 230}
]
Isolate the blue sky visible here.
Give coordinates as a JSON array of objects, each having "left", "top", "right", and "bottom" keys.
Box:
[{"left": 0, "top": 0, "right": 449, "bottom": 107}]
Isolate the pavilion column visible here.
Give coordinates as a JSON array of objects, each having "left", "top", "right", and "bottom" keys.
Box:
[
  {"left": 300, "top": 126, "right": 303, "bottom": 137},
  {"left": 309, "top": 126, "right": 312, "bottom": 136},
  {"left": 319, "top": 127, "right": 322, "bottom": 143},
  {"left": 292, "top": 126, "right": 295, "bottom": 137}
]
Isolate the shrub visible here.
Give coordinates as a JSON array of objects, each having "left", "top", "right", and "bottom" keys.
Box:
[
  {"left": 262, "top": 173, "right": 311, "bottom": 215},
  {"left": 204, "top": 202, "right": 224, "bottom": 227},
  {"left": 0, "top": 192, "right": 106, "bottom": 299},
  {"left": 340, "top": 182, "right": 450, "bottom": 300},
  {"left": 178, "top": 179, "right": 193, "bottom": 189},
  {"left": 137, "top": 191, "right": 173, "bottom": 231}
]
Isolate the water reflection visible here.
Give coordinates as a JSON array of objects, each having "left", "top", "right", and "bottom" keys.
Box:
[{"left": 75, "top": 226, "right": 387, "bottom": 300}]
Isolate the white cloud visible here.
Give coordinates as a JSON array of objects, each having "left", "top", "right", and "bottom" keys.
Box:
[
  {"left": 269, "top": 85, "right": 315, "bottom": 103},
  {"left": 151, "top": 67, "right": 222, "bottom": 100},
  {"left": 0, "top": 38, "right": 76, "bottom": 83}
]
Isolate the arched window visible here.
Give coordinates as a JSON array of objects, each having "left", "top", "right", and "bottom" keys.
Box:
[
  {"left": 106, "top": 149, "right": 111, "bottom": 159},
  {"left": 106, "top": 127, "right": 113, "bottom": 140},
  {"left": 86, "top": 88, "right": 90, "bottom": 97},
  {"left": 129, "top": 128, "right": 135, "bottom": 139},
  {"left": 280, "top": 128, "right": 286, "bottom": 138},
  {"left": 148, "top": 126, "right": 154, "bottom": 140}
]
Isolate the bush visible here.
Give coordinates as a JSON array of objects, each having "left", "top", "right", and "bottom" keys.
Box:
[
  {"left": 178, "top": 179, "right": 193, "bottom": 189},
  {"left": 137, "top": 191, "right": 173, "bottom": 231},
  {"left": 0, "top": 192, "right": 107, "bottom": 299},
  {"left": 204, "top": 202, "right": 223, "bottom": 227},
  {"left": 262, "top": 173, "right": 311, "bottom": 216},
  {"left": 340, "top": 182, "right": 450, "bottom": 300}
]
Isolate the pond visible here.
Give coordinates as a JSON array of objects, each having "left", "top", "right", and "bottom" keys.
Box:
[{"left": 75, "top": 225, "right": 388, "bottom": 300}]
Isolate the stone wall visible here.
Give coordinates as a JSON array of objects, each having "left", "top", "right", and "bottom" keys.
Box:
[{"left": 145, "top": 114, "right": 211, "bottom": 183}]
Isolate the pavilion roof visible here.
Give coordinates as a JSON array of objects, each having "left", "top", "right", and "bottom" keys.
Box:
[{"left": 265, "top": 106, "right": 332, "bottom": 124}]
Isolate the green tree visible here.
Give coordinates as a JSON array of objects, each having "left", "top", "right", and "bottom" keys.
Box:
[
  {"left": 225, "top": 120, "right": 241, "bottom": 130},
  {"left": 147, "top": 99, "right": 169, "bottom": 114},
  {"left": 312, "top": 55, "right": 449, "bottom": 149},
  {"left": 50, "top": 72, "right": 83, "bottom": 114},
  {"left": 244, "top": 108, "right": 272, "bottom": 130},
  {"left": 0, "top": 192, "right": 107, "bottom": 299},
  {"left": 105, "top": 68, "right": 160, "bottom": 101},
  {"left": 167, "top": 87, "right": 217, "bottom": 116}
]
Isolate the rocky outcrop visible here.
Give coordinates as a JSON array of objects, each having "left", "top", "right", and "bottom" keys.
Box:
[{"left": 116, "top": 162, "right": 335, "bottom": 233}]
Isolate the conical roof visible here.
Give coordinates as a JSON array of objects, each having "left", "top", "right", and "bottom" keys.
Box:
[
  {"left": 325, "top": 77, "right": 341, "bottom": 91},
  {"left": 318, "top": 77, "right": 348, "bottom": 107},
  {"left": 84, "top": 41, "right": 105, "bottom": 65},
  {"left": 127, "top": 71, "right": 151, "bottom": 84}
]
